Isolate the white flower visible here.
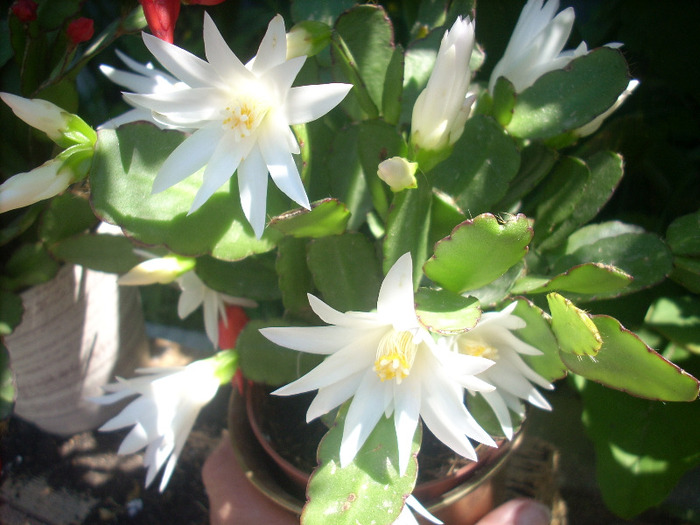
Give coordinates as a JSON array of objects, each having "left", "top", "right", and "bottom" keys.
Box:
[
  {"left": 378, "top": 156, "right": 418, "bottom": 192},
  {"left": 411, "top": 17, "right": 476, "bottom": 151},
  {"left": 0, "top": 158, "right": 74, "bottom": 213},
  {"left": 575, "top": 79, "right": 639, "bottom": 137},
  {"left": 124, "top": 14, "right": 352, "bottom": 237},
  {"left": 444, "top": 302, "right": 553, "bottom": 439},
  {"left": 261, "top": 253, "right": 496, "bottom": 475},
  {"left": 99, "top": 50, "right": 189, "bottom": 130},
  {"left": 117, "top": 255, "right": 195, "bottom": 285},
  {"left": 91, "top": 359, "right": 221, "bottom": 491},
  {"left": 488, "top": 0, "right": 589, "bottom": 94},
  {"left": 0, "top": 92, "right": 95, "bottom": 147},
  {"left": 176, "top": 270, "right": 256, "bottom": 347},
  {"left": 1, "top": 92, "right": 72, "bottom": 142},
  {"left": 394, "top": 495, "right": 443, "bottom": 525}
]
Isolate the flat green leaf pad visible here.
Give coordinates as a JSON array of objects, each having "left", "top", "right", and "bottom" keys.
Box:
[
  {"left": 425, "top": 213, "right": 533, "bottom": 293},
  {"left": 415, "top": 288, "right": 481, "bottom": 334},
  {"left": 547, "top": 293, "right": 602, "bottom": 356},
  {"left": 303, "top": 406, "right": 420, "bottom": 525},
  {"left": 562, "top": 316, "right": 700, "bottom": 401}
]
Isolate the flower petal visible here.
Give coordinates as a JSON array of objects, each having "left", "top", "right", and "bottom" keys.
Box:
[
  {"left": 142, "top": 32, "right": 217, "bottom": 88},
  {"left": 258, "top": 118, "right": 310, "bottom": 209},
  {"left": 189, "top": 132, "right": 251, "bottom": 213},
  {"left": 306, "top": 372, "right": 364, "bottom": 421},
  {"left": 263, "top": 56, "right": 306, "bottom": 102},
  {"left": 394, "top": 378, "right": 421, "bottom": 474},
  {"left": 237, "top": 144, "right": 268, "bottom": 237},
  {"left": 202, "top": 12, "right": 252, "bottom": 83},
  {"left": 249, "top": 14, "right": 288, "bottom": 75},
  {"left": 260, "top": 325, "right": 364, "bottom": 354},
  {"left": 152, "top": 125, "right": 221, "bottom": 194},
  {"left": 123, "top": 87, "right": 222, "bottom": 116},
  {"left": 340, "top": 371, "right": 391, "bottom": 467},
  {"left": 285, "top": 83, "right": 352, "bottom": 125},
  {"left": 377, "top": 253, "right": 417, "bottom": 328}
]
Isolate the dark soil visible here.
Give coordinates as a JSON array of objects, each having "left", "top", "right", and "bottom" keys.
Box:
[{"left": 0, "top": 384, "right": 231, "bottom": 524}]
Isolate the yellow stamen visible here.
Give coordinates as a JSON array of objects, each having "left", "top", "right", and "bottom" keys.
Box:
[
  {"left": 374, "top": 330, "right": 417, "bottom": 384},
  {"left": 457, "top": 338, "right": 499, "bottom": 361},
  {"left": 222, "top": 94, "right": 270, "bottom": 141}
]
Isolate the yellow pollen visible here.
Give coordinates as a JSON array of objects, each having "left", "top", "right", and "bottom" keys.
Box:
[
  {"left": 222, "top": 95, "right": 269, "bottom": 141},
  {"left": 374, "top": 330, "right": 417, "bottom": 384},
  {"left": 457, "top": 338, "right": 499, "bottom": 361}
]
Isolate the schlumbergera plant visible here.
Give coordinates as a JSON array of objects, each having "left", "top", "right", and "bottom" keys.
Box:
[{"left": 2, "top": 0, "right": 700, "bottom": 523}]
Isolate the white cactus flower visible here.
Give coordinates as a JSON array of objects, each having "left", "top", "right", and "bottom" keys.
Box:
[
  {"left": 261, "top": 253, "right": 497, "bottom": 475},
  {"left": 123, "top": 13, "right": 352, "bottom": 237},
  {"left": 443, "top": 302, "right": 553, "bottom": 439},
  {"left": 0, "top": 159, "right": 74, "bottom": 213},
  {"left": 411, "top": 16, "right": 476, "bottom": 152}
]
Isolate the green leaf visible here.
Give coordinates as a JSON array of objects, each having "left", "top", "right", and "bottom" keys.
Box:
[
  {"left": 561, "top": 315, "right": 700, "bottom": 401},
  {"left": 2, "top": 243, "right": 60, "bottom": 292},
  {"left": 291, "top": 0, "right": 356, "bottom": 24},
  {"left": 513, "top": 262, "right": 632, "bottom": 295},
  {"left": 39, "top": 193, "right": 97, "bottom": 245},
  {"left": 546, "top": 292, "right": 602, "bottom": 356},
  {"left": 550, "top": 228, "right": 673, "bottom": 297},
  {"left": 90, "top": 124, "right": 280, "bottom": 261},
  {"left": 304, "top": 405, "right": 420, "bottom": 525},
  {"left": 491, "top": 76, "right": 516, "bottom": 126},
  {"left": 195, "top": 254, "right": 281, "bottom": 302},
  {"left": 307, "top": 233, "right": 382, "bottom": 312},
  {"left": 530, "top": 156, "right": 589, "bottom": 246},
  {"left": 432, "top": 115, "right": 520, "bottom": 215},
  {"left": 415, "top": 288, "right": 481, "bottom": 334},
  {"left": 276, "top": 237, "right": 316, "bottom": 321},
  {"left": 269, "top": 199, "right": 350, "bottom": 237},
  {"left": 0, "top": 290, "right": 23, "bottom": 336},
  {"left": 332, "top": 5, "right": 395, "bottom": 118},
  {"left": 468, "top": 262, "right": 525, "bottom": 307},
  {"left": 645, "top": 296, "right": 700, "bottom": 354},
  {"left": 425, "top": 213, "right": 533, "bottom": 293},
  {"left": 507, "top": 47, "right": 630, "bottom": 139},
  {"left": 495, "top": 143, "right": 558, "bottom": 211},
  {"left": 50, "top": 234, "right": 141, "bottom": 274},
  {"left": 429, "top": 190, "right": 466, "bottom": 250},
  {"left": 666, "top": 210, "right": 700, "bottom": 256},
  {"left": 579, "top": 380, "right": 700, "bottom": 518},
  {"left": 671, "top": 256, "right": 700, "bottom": 294},
  {"left": 401, "top": 28, "right": 442, "bottom": 126},
  {"left": 383, "top": 181, "right": 433, "bottom": 285},
  {"left": 539, "top": 151, "right": 625, "bottom": 251},
  {"left": 512, "top": 299, "right": 567, "bottom": 382},
  {"left": 0, "top": 205, "right": 43, "bottom": 247},
  {"left": 0, "top": 342, "right": 14, "bottom": 420},
  {"left": 237, "top": 319, "right": 323, "bottom": 386},
  {"left": 382, "top": 46, "right": 404, "bottom": 125},
  {"left": 357, "top": 119, "right": 408, "bottom": 219}
]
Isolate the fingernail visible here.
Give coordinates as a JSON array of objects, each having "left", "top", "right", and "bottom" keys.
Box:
[{"left": 515, "top": 501, "right": 551, "bottom": 525}]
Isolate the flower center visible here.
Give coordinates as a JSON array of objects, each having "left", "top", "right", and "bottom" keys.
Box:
[
  {"left": 374, "top": 330, "right": 417, "bottom": 384},
  {"left": 457, "top": 338, "right": 499, "bottom": 361},
  {"left": 222, "top": 93, "right": 270, "bottom": 141}
]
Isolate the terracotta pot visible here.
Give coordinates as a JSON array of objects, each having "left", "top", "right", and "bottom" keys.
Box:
[
  {"left": 229, "top": 382, "right": 521, "bottom": 524},
  {"left": 4, "top": 264, "right": 150, "bottom": 436}
]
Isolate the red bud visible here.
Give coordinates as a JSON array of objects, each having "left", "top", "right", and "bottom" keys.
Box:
[
  {"left": 218, "top": 305, "right": 249, "bottom": 350},
  {"left": 139, "top": 0, "right": 180, "bottom": 44},
  {"left": 67, "top": 17, "right": 94, "bottom": 45},
  {"left": 11, "top": 0, "right": 38, "bottom": 23}
]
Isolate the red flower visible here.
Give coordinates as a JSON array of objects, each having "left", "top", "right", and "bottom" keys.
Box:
[
  {"left": 217, "top": 305, "right": 249, "bottom": 350},
  {"left": 139, "top": 0, "right": 180, "bottom": 44},
  {"left": 10, "top": 0, "right": 38, "bottom": 23},
  {"left": 67, "top": 17, "right": 94, "bottom": 45}
]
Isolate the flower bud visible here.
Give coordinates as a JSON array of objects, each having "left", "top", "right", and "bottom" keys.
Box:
[
  {"left": 10, "top": 0, "right": 38, "bottom": 23},
  {"left": 0, "top": 159, "right": 74, "bottom": 213},
  {"left": 139, "top": 0, "right": 180, "bottom": 43},
  {"left": 410, "top": 17, "right": 475, "bottom": 153},
  {"left": 117, "top": 255, "right": 196, "bottom": 285},
  {"left": 377, "top": 157, "right": 418, "bottom": 192},
  {"left": 67, "top": 17, "right": 94, "bottom": 45},
  {"left": 0, "top": 92, "right": 96, "bottom": 147},
  {"left": 218, "top": 305, "right": 248, "bottom": 350},
  {"left": 286, "top": 21, "right": 332, "bottom": 59}
]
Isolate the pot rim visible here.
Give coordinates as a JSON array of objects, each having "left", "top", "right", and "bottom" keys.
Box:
[{"left": 228, "top": 385, "right": 523, "bottom": 516}]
